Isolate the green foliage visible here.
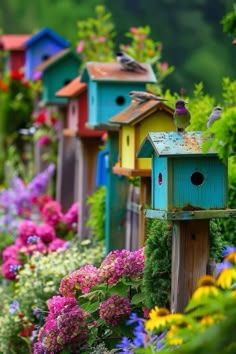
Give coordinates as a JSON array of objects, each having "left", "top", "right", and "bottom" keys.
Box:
[
  {"left": 77, "top": 5, "right": 115, "bottom": 64},
  {"left": 209, "top": 220, "right": 226, "bottom": 262},
  {"left": 221, "top": 3, "right": 236, "bottom": 37},
  {"left": 187, "top": 82, "right": 216, "bottom": 131},
  {"left": 86, "top": 186, "right": 106, "bottom": 241},
  {"left": 143, "top": 219, "right": 172, "bottom": 309}
]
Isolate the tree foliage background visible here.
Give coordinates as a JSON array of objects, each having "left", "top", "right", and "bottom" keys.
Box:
[{"left": 0, "top": 0, "right": 235, "bottom": 98}]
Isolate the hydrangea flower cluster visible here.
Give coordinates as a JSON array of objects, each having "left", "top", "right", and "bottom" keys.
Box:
[
  {"left": 99, "top": 294, "right": 131, "bottom": 326},
  {"left": 42, "top": 201, "right": 63, "bottom": 227},
  {"left": 59, "top": 264, "right": 100, "bottom": 297},
  {"left": 33, "top": 296, "right": 89, "bottom": 353},
  {"left": 98, "top": 248, "right": 145, "bottom": 284}
]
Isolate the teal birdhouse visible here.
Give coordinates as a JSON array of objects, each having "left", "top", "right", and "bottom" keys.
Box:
[
  {"left": 80, "top": 62, "right": 157, "bottom": 128},
  {"left": 137, "top": 132, "right": 228, "bottom": 217},
  {"left": 34, "top": 49, "right": 81, "bottom": 105}
]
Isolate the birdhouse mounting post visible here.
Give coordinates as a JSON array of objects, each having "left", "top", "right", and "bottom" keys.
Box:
[{"left": 171, "top": 219, "right": 209, "bottom": 312}]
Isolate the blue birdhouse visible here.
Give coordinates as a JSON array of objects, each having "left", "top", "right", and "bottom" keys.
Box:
[
  {"left": 80, "top": 62, "right": 157, "bottom": 128},
  {"left": 96, "top": 149, "right": 109, "bottom": 187},
  {"left": 24, "top": 27, "right": 70, "bottom": 80},
  {"left": 137, "top": 132, "right": 228, "bottom": 214}
]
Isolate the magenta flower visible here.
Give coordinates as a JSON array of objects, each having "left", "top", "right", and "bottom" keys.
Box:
[
  {"left": 99, "top": 295, "right": 131, "bottom": 326},
  {"left": 38, "top": 136, "right": 51, "bottom": 146},
  {"left": 63, "top": 202, "right": 79, "bottom": 227},
  {"left": 47, "top": 237, "right": 67, "bottom": 252},
  {"left": 76, "top": 40, "right": 85, "bottom": 53},
  {"left": 98, "top": 36, "right": 106, "bottom": 43},
  {"left": 37, "top": 223, "right": 56, "bottom": 244},
  {"left": 42, "top": 201, "right": 63, "bottom": 227},
  {"left": 18, "top": 220, "right": 38, "bottom": 244},
  {"left": 2, "top": 259, "right": 22, "bottom": 280},
  {"left": 2, "top": 244, "right": 19, "bottom": 262}
]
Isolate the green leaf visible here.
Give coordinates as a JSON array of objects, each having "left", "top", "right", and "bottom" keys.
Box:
[
  {"left": 131, "top": 292, "right": 146, "bottom": 305},
  {"left": 79, "top": 301, "right": 99, "bottom": 313}
]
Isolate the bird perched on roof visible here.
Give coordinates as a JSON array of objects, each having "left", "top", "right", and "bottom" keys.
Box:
[
  {"left": 116, "top": 52, "right": 147, "bottom": 72},
  {"left": 173, "top": 99, "right": 191, "bottom": 132},
  {"left": 129, "top": 91, "right": 167, "bottom": 104},
  {"left": 207, "top": 107, "right": 222, "bottom": 128}
]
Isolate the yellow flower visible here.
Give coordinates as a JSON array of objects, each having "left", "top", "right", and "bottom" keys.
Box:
[
  {"left": 166, "top": 325, "right": 184, "bottom": 346},
  {"left": 145, "top": 307, "right": 184, "bottom": 331},
  {"left": 200, "top": 314, "right": 224, "bottom": 328},
  {"left": 225, "top": 251, "right": 236, "bottom": 265},
  {"left": 216, "top": 268, "right": 236, "bottom": 289},
  {"left": 192, "top": 275, "right": 219, "bottom": 300}
]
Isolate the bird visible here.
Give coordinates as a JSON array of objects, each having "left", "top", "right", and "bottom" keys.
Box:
[
  {"left": 173, "top": 99, "right": 191, "bottom": 132},
  {"left": 116, "top": 52, "right": 147, "bottom": 72},
  {"left": 128, "top": 91, "right": 167, "bottom": 104},
  {"left": 207, "top": 107, "right": 222, "bottom": 128}
]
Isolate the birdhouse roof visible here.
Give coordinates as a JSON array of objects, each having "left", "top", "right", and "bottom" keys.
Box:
[
  {"left": 137, "top": 132, "right": 217, "bottom": 158},
  {"left": 0, "top": 34, "right": 31, "bottom": 50},
  {"left": 81, "top": 62, "right": 157, "bottom": 84},
  {"left": 110, "top": 100, "right": 174, "bottom": 125},
  {"left": 34, "top": 49, "right": 80, "bottom": 72},
  {"left": 24, "top": 27, "right": 70, "bottom": 48},
  {"left": 56, "top": 76, "right": 87, "bottom": 97}
]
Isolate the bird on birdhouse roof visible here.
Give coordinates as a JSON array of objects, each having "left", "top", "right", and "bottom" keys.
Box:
[
  {"left": 116, "top": 51, "right": 147, "bottom": 72},
  {"left": 173, "top": 99, "right": 191, "bottom": 133},
  {"left": 128, "top": 90, "right": 167, "bottom": 104},
  {"left": 207, "top": 107, "right": 222, "bottom": 128}
]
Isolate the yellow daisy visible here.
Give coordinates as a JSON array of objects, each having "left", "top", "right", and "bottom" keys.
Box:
[
  {"left": 166, "top": 325, "right": 184, "bottom": 346},
  {"left": 192, "top": 275, "right": 219, "bottom": 300},
  {"left": 216, "top": 268, "right": 236, "bottom": 289},
  {"left": 145, "top": 307, "right": 184, "bottom": 331},
  {"left": 200, "top": 314, "right": 224, "bottom": 329}
]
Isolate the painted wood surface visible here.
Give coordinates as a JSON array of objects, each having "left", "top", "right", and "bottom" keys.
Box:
[{"left": 171, "top": 219, "right": 209, "bottom": 312}]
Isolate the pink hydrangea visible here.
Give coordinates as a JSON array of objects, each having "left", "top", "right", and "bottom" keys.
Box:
[
  {"left": 98, "top": 248, "right": 144, "bottom": 285},
  {"left": 99, "top": 295, "right": 131, "bottom": 326},
  {"left": 37, "top": 223, "right": 56, "bottom": 244},
  {"left": 18, "top": 220, "right": 38, "bottom": 244},
  {"left": 36, "top": 296, "right": 89, "bottom": 352},
  {"left": 2, "top": 245, "right": 19, "bottom": 262},
  {"left": 63, "top": 202, "right": 79, "bottom": 227},
  {"left": 19, "top": 240, "right": 47, "bottom": 256},
  {"left": 47, "top": 238, "right": 67, "bottom": 252},
  {"left": 42, "top": 201, "right": 63, "bottom": 227},
  {"left": 59, "top": 264, "right": 100, "bottom": 297},
  {"left": 1, "top": 259, "right": 22, "bottom": 280}
]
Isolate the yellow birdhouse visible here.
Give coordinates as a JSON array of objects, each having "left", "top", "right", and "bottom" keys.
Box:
[{"left": 110, "top": 100, "right": 175, "bottom": 176}]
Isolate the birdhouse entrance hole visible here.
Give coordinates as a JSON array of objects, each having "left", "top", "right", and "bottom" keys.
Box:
[
  {"left": 190, "top": 171, "right": 204, "bottom": 186},
  {"left": 158, "top": 173, "right": 162, "bottom": 185},
  {"left": 42, "top": 54, "right": 50, "bottom": 61},
  {"left": 116, "top": 96, "right": 125, "bottom": 106}
]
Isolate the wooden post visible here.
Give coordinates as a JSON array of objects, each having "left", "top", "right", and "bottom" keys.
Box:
[
  {"left": 171, "top": 219, "right": 209, "bottom": 313},
  {"left": 139, "top": 177, "right": 151, "bottom": 248},
  {"left": 76, "top": 137, "right": 101, "bottom": 238},
  {"left": 105, "top": 130, "right": 129, "bottom": 253}
]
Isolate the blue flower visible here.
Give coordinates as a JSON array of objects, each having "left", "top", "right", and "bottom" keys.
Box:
[
  {"left": 116, "top": 337, "right": 132, "bottom": 353},
  {"left": 9, "top": 300, "right": 20, "bottom": 314},
  {"left": 222, "top": 245, "right": 236, "bottom": 257},
  {"left": 216, "top": 260, "right": 232, "bottom": 276},
  {"left": 27, "top": 235, "right": 39, "bottom": 244},
  {"left": 126, "top": 312, "right": 144, "bottom": 325}
]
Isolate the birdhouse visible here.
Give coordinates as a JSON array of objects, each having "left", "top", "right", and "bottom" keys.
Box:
[
  {"left": 110, "top": 101, "right": 175, "bottom": 176},
  {"left": 56, "top": 76, "right": 104, "bottom": 137},
  {"left": 137, "top": 131, "right": 228, "bottom": 214},
  {"left": 34, "top": 49, "right": 81, "bottom": 105},
  {"left": 56, "top": 76, "right": 106, "bottom": 237},
  {"left": 0, "top": 34, "right": 31, "bottom": 72},
  {"left": 80, "top": 62, "right": 157, "bottom": 128},
  {"left": 24, "top": 27, "right": 70, "bottom": 80}
]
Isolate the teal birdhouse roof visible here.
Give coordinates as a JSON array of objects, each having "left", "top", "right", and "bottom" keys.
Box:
[
  {"left": 137, "top": 131, "right": 217, "bottom": 158},
  {"left": 81, "top": 62, "right": 157, "bottom": 84},
  {"left": 34, "top": 49, "right": 81, "bottom": 73}
]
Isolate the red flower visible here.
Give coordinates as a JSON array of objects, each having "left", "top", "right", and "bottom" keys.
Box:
[
  {"left": 0, "top": 79, "right": 8, "bottom": 91},
  {"left": 20, "top": 324, "right": 35, "bottom": 338},
  {"left": 50, "top": 116, "right": 57, "bottom": 125},
  {"left": 10, "top": 70, "right": 24, "bottom": 81},
  {"left": 36, "top": 112, "right": 46, "bottom": 124}
]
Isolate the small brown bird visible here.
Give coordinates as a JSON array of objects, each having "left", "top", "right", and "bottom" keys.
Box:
[{"left": 128, "top": 91, "right": 167, "bottom": 104}]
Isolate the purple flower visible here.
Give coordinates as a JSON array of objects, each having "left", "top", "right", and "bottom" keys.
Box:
[
  {"left": 37, "top": 224, "right": 56, "bottom": 244},
  {"left": 27, "top": 235, "right": 39, "bottom": 244},
  {"left": 9, "top": 300, "right": 20, "bottom": 314},
  {"left": 223, "top": 245, "right": 236, "bottom": 257},
  {"left": 99, "top": 295, "right": 131, "bottom": 326},
  {"left": 216, "top": 260, "right": 232, "bottom": 276}
]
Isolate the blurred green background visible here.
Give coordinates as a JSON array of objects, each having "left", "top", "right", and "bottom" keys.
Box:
[{"left": 0, "top": 0, "right": 235, "bottom": 98}]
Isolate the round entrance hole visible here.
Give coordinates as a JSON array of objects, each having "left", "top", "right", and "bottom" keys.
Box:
[
  {"left": 191, "top": 171, "right": 204, "bottom": 186},
  {"left": 158, "top": 173, "right": 162, "bottom": 185},
  {"left": 116, "top": 96, "right": 125, "bottom": 105}
]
